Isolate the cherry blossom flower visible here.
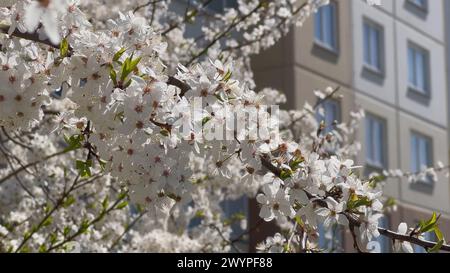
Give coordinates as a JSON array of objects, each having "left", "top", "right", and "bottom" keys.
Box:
[
  {"left": 393, "top": 223, "right": 414, "bottom": 253},
  {"left": 24, "top": 0, "right": 68, "bottom": 44},
  {"left": 316, "top": 197, "right": 349, "bottom": 228},
  {"left": 256, "top": 179, "right": 294, "bottom": 222}
]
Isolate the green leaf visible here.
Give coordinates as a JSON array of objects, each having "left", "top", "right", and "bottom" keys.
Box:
[
  {"left": 124, "top": 79, "right": 132, "bottom": 89},
  {"left": 120, "top": 57, "right": 131, "bottom": 82},
  {"left": 383, "top": 197, "right": 396, "bottom": 210},
  {"left": 434, "top": 227, "right": 444, "bottom": 241},
  {"left": 419, "top": 212, "right": 440, "bottom": 234},
  {"left": 186, "top": 9, "right": 198, "bottom": 22},
  {"left": 289, "top": 156, "right": 304, "bottom": 171},
  {"left": 42, "top": 217, "right": 53, "bottom": 227},
  {"left": 60, "top": 38, "right": 69, "bottom": 58},
  {"left": 261, "top": 0, "right": 270, "bottom": 9},
  {"left": 222, "top": 70, "right": 232, "bottom": 82},
  {"left": 194, "top": 210, "right": 205, "bottom": 219},
  {"left": 20, "top": 246, "right": 30, "bottom": 253},
  {"left": 294, "top": 215, "right": 305, "bottom": 228},
  {"left": 128, "top": 56, "right": 142, "bottom": 73},
  {"left": 49, "top": 232, "right": 58, "bottom": 245},
  {"left": 110, "top": 67, "right": 117, "bottom": 86},
  {"left": 280, "top": 169, "right": 293, "bottom": 180},
  {"left": 428, "top": 240, "right": 444, "bottom": 253},
  {"left": 120, "top": 55, "right": 142, "bottom": 82},
  {"left": 102, "top": 196, "right": 109, "bottom": 210},
  {"left": 63, "top": 195, "right": 76, "bottom": 208},
  {"left": 202, "top": 116, "right": 211, "bottom": 126},
  {"left": 44, "top": 203, "right": 52, "bottom": 214},
  {"left": 75, "top": 159, "right": 92, "bottom": 178},
  {"left": 63, "top": 226, "right": 71, "bottom": 237},
  {"left": 63, "top": 134, "right": 84, "bottom": 152},
  {"left": 117, "top": 191, "right": 128, "bottom": 200},
  {"left": 347, "top": 196, "right": 372, "bottom": 210},
  {"left": 79, "top": 219, "right": 90, "bottom": 234},
  {"left": 23, "top": 231, "right": 31, "bottom": 240},
  {"left": 116, "top": 201, "right": 128, "bottom": 210},
  {"left": 99, "top": 159, "right": 107, "bottom": 171},
  {"left": 38, "top": 244, "right": 47, "bottom": 253},
  {"left": 113, "top": 48, "right": 126, "bottom": 62},
  {"left": 224, "top": 212, "right": 246, "bottom": 225}
]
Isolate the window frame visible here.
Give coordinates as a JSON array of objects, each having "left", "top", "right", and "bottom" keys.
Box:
[
  {"left": 406, "top": 0, "right": 429, "bottom": 13},
  {"left": 407, "top": 41, "right": 431, "bottom": 97},
  {"left": 362, "top": 17, "right": 385, "bottom": 76},
  {"left": 365, "top": 113, "right": 388, "bottom": 170},
  {"left": 313, "top": 1, "right": 339, "bottom": 54},
  {"left": 315, "top": 99, "right": 342, "bottom": 134},
  {"left": 205, "top": 0, "right": 238, "bottom": 13},
  {"left": 410, "top": 131, "right": 434, "bottom": 185}
]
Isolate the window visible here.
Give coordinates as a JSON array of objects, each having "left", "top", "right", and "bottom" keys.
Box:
[
  {"left": 375, "top": 216, "right": 390, "bottom": 253},
  {"left": 314, "top": 2, "right": 338, "bottom": 51},
  {"left": 209, "top": 0, "right": 238, "bottom": 13},
  {"left": 407, "top": 0, "right": 428, "bottom": 11},
  {"left": 365, "top": 114, "right": 387, "bottom": 169},
  {"left": 408, "top": 43, "right": 430, "bottom": 95},
  {"left": 363, "top": 19, "right": 384, "bottom": 73},
  {"left": 220, "top": 196, "right": 249, "bottom": 252},
  {"left": 316, "top": 100, "right": 341, "bottom": 134},
  {"left": 318, "top": 223, "right": 343, "bottom": 252},
  {"left": 410, "top": 132, "right": 433, "bottom": 183}
]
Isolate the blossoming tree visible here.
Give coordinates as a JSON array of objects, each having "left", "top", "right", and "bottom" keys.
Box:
[{"left": 0, "top": 0, "right": 448, "bottom": 253}]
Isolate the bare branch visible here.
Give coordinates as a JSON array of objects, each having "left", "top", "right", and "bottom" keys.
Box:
[{"left": 0, "top": 24, "right": 58, "bottom": 49}]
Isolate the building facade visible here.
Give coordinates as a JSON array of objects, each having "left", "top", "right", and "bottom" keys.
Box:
[{"left": 251, "top": 0, "right": 450, "bottom": 252}]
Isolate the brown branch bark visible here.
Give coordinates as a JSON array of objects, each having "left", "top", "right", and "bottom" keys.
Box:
[
  {"left": 167, "top": 76, "right": 191, "bottom": 96},
  {"left": 0, "top": 24, "right": 58, "bottom": 49}
]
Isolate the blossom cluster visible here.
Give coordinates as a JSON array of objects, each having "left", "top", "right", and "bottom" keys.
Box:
[{"left": 0, "top": 0, "right": 445, "bottom": 253}]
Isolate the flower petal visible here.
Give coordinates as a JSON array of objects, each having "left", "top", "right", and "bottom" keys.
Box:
[
  {"left": 397, "top": 223, "right": 408, "bottom": 235},
  {"left": 41, "top": 10, "right": 60, "bottom": 44},
  {"left": 24, "top": 4, "right": 43, "bottom": 32},
  {"left": 402, "top": 242, "right": 414, "bottom": 253},
  {"left": 259, "top": 206, "right": 274, "bottom": 222}
]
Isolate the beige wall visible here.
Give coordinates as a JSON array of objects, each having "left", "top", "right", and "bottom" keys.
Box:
[
  {"left": 291, "top": 66, "right": 354, "bottom": 122},
  {"left": 252, "top": 37, "right": 297, "bottom": 109},
  {"left": 253, "top": 0, "right": 354, "bottom": 111},
  {"left": 291, "top": 0, "right": 353, "bottom": 87}
]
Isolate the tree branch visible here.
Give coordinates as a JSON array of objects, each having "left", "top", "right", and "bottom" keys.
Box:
[
  {"left": 184, "top": 2, "right": 264, "bottom": 66},
  {"left": 133, "top": 0, "right": 165, "bottom": 14},
  {"left": 0, "top": 149, "right": 72, "bottom": 185},
  {"left": 167, "top": 76, "right": 191, "bottom": 96},
  {"left": 0, "top": 24, "right": 58, "bottom": 49}
]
